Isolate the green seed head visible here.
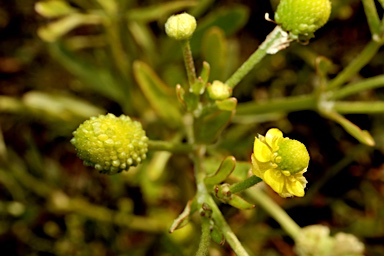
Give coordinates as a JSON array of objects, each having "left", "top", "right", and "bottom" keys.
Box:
[
  {"left": 70, "top": 114, "right": 148, "bottom": 175},
  {"left": 165, "top": 12, "right": 197, "bottom": 40},
  {"left": 275, "top": 0, "right": 331, "bottom": 40},
  {"left": 276, "top": 139, "right": 309, "bottom": 174}
]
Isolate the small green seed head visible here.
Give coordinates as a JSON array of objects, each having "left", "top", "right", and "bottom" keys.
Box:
[
  {"left": 276, "top": 139, "right": 309, "bottom": 174},
  {"left": 275, "top": 0, "right": 331, "bottom": 40},
  {"left": 70, "top": 113, "right": 148, "bottom": 175},
  {"left": 165, "top": 12, "right": 197, "bottom": 40}
]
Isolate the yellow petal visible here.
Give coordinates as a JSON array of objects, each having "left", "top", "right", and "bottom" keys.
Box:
[
  {"left": 253, "top": 137, "right": 272, "bottom": 162},
  {"left": 266, "top": 128, "right": 283, "bottom": 149},
  {"left": 286, "top": 179, "right": 305, "bottom": 197},
  {"left": 264, "top": 169, "right": 285, "bottom": 194},
  {"left": 251, "top": 154, "right": 263, "bottom": 178}
]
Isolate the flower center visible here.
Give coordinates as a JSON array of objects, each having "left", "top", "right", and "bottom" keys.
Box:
[{"left": 275, "top": 139, "right": 309, "bottom": 174}]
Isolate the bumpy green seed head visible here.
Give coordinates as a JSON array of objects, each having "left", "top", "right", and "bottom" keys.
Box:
[
  {"left": 70, "top": 114, "right": 148, "bottom": 175},
  {"left": 276, "top": 139, "right": 310, "bottom": 174},
  {"left": 275, "top": 0, "right": 331, "bottom": 40}
]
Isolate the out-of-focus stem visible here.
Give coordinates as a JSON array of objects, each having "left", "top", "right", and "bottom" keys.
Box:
[
  {"left": 225, "top": 26, "right": 288, "bottom": 89},
  {"left": 246, "top": 187, "right": 301, "bottom": 240}
]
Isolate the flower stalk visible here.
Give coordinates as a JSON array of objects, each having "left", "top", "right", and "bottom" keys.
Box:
[{"left": 225, "top": 26, "right": 289, "bottom": 89}]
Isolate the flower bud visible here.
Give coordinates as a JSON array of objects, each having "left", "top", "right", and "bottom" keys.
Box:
[
  {"left": 165, "top": 12, "right": 197, "bottom": 40},
  {"left": 207, "top": 80, "right": 232, "bottom": 100},
  {"left": 71, "top": 113, "right": 148, "bottom": 174},
  {"left": 275, "top": 0, "right": 331, "bottom": 40}
]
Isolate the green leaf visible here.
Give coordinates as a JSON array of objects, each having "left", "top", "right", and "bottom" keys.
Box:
[
  {"left": 35, "top": 0, "right": 78, "bottom": 18},
  {"left": 190, "top": 5, "right": 249, "bottom": 51},
  {"left": 227, "top": 194, "right": 255, "bottom": 210},
  {"left": 194, "top": 104, "right": 234, "bottom": 143},
  {"left": 216, "top": 97, "right": 237, "bottom": 111},
  {"left": 22, "top": 91, "right": 104, "bottom": 121},
  {"left": 37, "top": 13, "right": 101, "bottom": 42},
  {"left": 126, "top": 1, "right": 197, "bottom": 22},
  {"left": 49, "top": 43, "right": 125, "bottom": 104},
  {"left": 202, "top": 27, "right": 227, "bottom": 81},
  {"left": 169, "top": 199, "right": 198, "bottom": 233},
  {"left": 205, "top": 156, "right": 236, "bottom": 186},
  {"left": 133, "top": 61, "right": 182, "bottom": 127}
]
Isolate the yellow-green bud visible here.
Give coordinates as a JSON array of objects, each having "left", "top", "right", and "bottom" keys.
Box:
[
  {"left": 70, "top": 113, "right": 148, "bottom": 175},
  {"left": 275, "top": 0, "right": 331, "bottom": 40},
  {"left": 276, "top": 139, "right": 310, "bottom": 174},
  {"left": 165, "top": 12, "right": 197, "bottom": 40},
  {"left": 207, "top": 80, "right": 232, "bottom": 100}
]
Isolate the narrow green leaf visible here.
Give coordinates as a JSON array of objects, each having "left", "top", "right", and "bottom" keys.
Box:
[
  {"left": 194, "top": 105, "right": 234, "bottom": 143},
  {"left": 202, "top": 27, "right": 227, "bottom": 81},
  {"left": 199, "top": 61, "right": 211, "bottom": 85},
  {"left": 227, "top": 194, "right": 255, "bottom": 210},
  {"left": 49, "top": 43, "right": 124, "bottom": 104},
  {"left": 169, "top": 199, "right": 197, "bottom": 233},
  {"left": 205, "top": 156, "right": 236, "bottom": 186},
  {"left": 37, "top": 13, "right": 101, "bottom": 42},
  {"left": 216, "top": 97, "right": 237, "bottom": 111},
  {"left": 133, "top": 61, "right": 182, "bottom": 127},
  {"left": 35, "top": 0, "right": 78, "bottom": 18},
  {"left": 126, "top": 1, "right": 197, "bottom": 22},
  {"left": 191, "top": 5, "right": 249, "bottom": 48}
]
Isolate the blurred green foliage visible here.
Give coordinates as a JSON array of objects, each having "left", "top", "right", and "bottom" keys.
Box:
[{"left": 1, "top": 0, "right": 384, "bottom": 255}]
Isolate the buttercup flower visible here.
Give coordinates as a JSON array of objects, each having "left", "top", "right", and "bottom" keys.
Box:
[
  {"left": 71, "top": 114, "right": 148, "bottom": 175},
  {"left": 251, "top": 128, "right": 309, "bottom": 197}
]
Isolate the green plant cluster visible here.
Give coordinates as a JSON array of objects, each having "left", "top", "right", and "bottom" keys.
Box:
[{"left": 1, "top": 0, "right": 384, "bottom": 255}]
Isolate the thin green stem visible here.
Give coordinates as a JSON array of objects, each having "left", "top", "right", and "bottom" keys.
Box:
[
  {"left": 147, "top": 140, "right": 193, "bottom": 153},
  {"left": 190, "top": 135, "right": 249, "bottom": 255},
  {"left": 49, "top": 192, "right": 166, "bottom": 233},
  {"left": 225, "top": 26, "right": 288, "bottom": 89},
  {"left": 334, "top": 101, "right": 384, "bottom": 114},
  {"left": 207, "top": 196, "right": 251, "bottom": 256},
  {"left": 361, "top": 0, "right": 381, "bottom": 36},
  {"left": 196, "top": 217, "right": 211, "bottom": 256},
  {"left": 236, "top": 95, "right": 316, "bottom": 116},
  {"left": 327, "top": 40, "right": 383, "bottom": 91},
  {"left": 246, "top": 187, "right": 301, "bottom": 240},
  {"left": 229, "top": 176, "right": 262, "bottom": 194},
  {"left": 181, "top": 40, "right": 197, "bottom": 88},
  {"left": 330, "top": 74, "right": 384, "bottom": 100}
]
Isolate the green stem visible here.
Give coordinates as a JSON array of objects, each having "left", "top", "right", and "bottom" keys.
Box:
[
  {"left": 207, "top": 196, "right": 251, "bottom": 256},
  {"left": 148, "top": 140, "right": 194, "bottom": 153},
  {"left": 181, "top": 40, "right": 197, "bottom": 88},
  {"left": 330, "top": 74, "right": 384, "bottom": 100},
  {"left": 191, "top": 141, "right": 249, "bottom": 255},
  {"left": 361, "top": 0, "right": 381, "bottom": 36},
  {"left": 327, "top": 40, "right": 383, "bottom": 90},
  {"left": 229, "top": 176, "right": 262, "bottom": 194},
  {"left": 225, "top": 26, "right": 288, "bottom": 89},
  {"left": 49, "top": 192, "right": 166, "bottom": 233},
  {"left": 196, "top": 216, "right": 211, "bottom": 256},
  {"left": 334, "top": 101, "right": 384, "bottom": 114},
  {"left": 246, "top": 187, "right": 301, "bottom": 240},
  {"left": 236, "top": 95, "right": 316, "bottom": 116}
]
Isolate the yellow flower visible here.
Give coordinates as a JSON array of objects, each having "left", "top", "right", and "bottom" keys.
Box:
[{"left": 251, "top": 128, "right": 309, "bottom": 198}]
